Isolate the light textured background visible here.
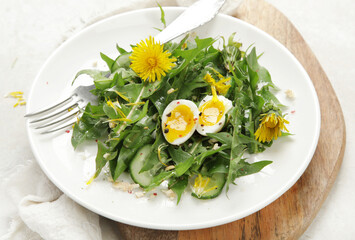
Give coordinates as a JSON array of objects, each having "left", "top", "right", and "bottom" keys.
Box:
[{"left": 0, "top": 0, "right": 354, "bottom": 239}]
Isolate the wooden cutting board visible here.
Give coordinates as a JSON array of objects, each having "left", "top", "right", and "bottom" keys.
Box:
[{"left": 116, "top": 0, "right": 346, "bottom": 239}]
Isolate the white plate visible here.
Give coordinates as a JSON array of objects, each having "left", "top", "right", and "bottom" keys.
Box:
[{"left": 26, "top": 7, "right": 320, "bottom": 230}]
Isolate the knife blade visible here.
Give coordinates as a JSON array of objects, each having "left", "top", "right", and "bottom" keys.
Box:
[{"left": 155, "top": 0, "right": 226, "bottom": 43}]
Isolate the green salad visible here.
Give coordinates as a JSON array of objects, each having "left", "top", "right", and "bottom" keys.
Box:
[{"left": 71, "top": 11, "right": 289, "bottom": 203}]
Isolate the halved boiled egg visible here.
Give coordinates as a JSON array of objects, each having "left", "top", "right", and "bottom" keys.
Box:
[
  {"left": 196, "top": 95, "right": 233, "bottom": 136},
  {"left": 162, "top": 100, "right": 199, "bottom": 145}
]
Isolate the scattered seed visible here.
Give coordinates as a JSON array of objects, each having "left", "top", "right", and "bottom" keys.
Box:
[
  {"left": 167, "top": 88, "right": 175, "bottom": 94},
  {"left": 165, "top": 165, "right": 175, "bottom": 171}
]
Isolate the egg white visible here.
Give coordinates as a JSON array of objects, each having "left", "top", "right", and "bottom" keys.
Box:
[
  {"left": 196, "top": 95, "right": 233, "bottom": 136},
  {"left": 161, "top": 100, "right": 199, "bottom": 145}
]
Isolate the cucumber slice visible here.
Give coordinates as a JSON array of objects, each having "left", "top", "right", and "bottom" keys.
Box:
[
  {"left": 191, "top": 173, "right": 226, "bottom": 199},
  {"left": 129, "top": 145, "right": 154, "bottom": 188}
]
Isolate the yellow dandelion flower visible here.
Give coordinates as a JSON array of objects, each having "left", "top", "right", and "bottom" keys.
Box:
[
  {"left": 129, "top": 36, "right": 176, "bottom": 82},
  {"left": 203, "top": 72, "right": 231, "bottom": 95},
  {"left": 255, "top": 112, "right": 289, "bottom": 143}
]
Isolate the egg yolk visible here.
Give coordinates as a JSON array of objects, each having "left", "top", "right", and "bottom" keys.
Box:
[
  {"left": 164, "top": 104, "right": 196, "bottom": 143},
  {"left": 199, "top": 98, "right": 225, "bottom": 126}
]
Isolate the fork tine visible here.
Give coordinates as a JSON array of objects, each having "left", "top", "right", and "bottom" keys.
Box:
[
  {"left": 34, "top": 109, "right": 79, "bottom": 129},
  {"left": 29, "top": 101, "right": 78, "bottom": 123},
  {"left": 24, "top": 95, "right": 74, "bottom": 117},
  {"left": 40, "top": 119, "right": 77, "bottom": 134}
]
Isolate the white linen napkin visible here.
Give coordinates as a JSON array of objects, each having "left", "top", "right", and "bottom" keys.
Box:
[
  {"left": 1, "top": 160, "right": 121, "bottom": 240},
  {"left": 1, "top": 1, "right": 242, "bottom": 239}
]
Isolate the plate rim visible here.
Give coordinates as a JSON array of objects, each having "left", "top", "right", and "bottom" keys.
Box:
[{"left": 26, "top": 6, "right": 321, "bottom": 230}]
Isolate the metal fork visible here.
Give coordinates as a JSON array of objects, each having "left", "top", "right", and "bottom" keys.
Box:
[
  {"left": 25, "top": 84, "right": 96, "bottom": 134},
  {"left": 26, "top": 0, "right": 226, "bottom": 133}
]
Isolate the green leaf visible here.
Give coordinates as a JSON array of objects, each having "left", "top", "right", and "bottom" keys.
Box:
[
  {"left": 111, "top": 52, "right": 131, "bottom": 71},
  {"left": 246, "top": 47, "right": 259, "bottom": 72},
  {"left": 116, "top": 44, "right": 128, "bottom": 54},
  {"left": 100, "top": 52, "right": 117, "bottom": 73},
  {"left": 258, "top": 87, "right": 285, "bottom": 108},
  {"left": 226, "top": 146, "right": 245, "bottom": 193},
  {"left": 237, "top": 134, "right": 264, "bottom": 147},
  {"left": 246, "top": 48, "right": 276, "bottom": 91},
  {"left": 249, "top": 67, "right": 259, "bottom": 93},
  {"left": 170, "top": 37, "right": 215, "bottom": 77},
  {"left": 177, "top": 76, "right": 208, "bottom": 100},
  {"left": 169, "top": 176, "right": 188, "bottom": 204},
  {"left": 281, "top": 132, "right": 293, "bottom": 137},
  {"left": 168, "top": 146, "right": 192, "bottom": 165},
  {"left": 130, "top": 100, "right": 149, "bottom": 123},
  {"left": 206, "top": 132, "right": 233, "bottom": 146},
  {"left": 118, "top": 83, "right": 144, "bottom": 102},
  {"left": 236, "top": 160, "right": 272, "bottom": 178},
  {"left": 170, "top": 139, "right": 204, "bottom": 177},
  {"left": 72, "top": 69, "right": 110, "bottom": 85},
  {"left": 194, "top": 145, "right": 229, "bottom": 170},
  {"left": 71, "top": 104, "right": 108, "bottom": 149},
  {"left": 205, "top": 157, "right": 229, "bottom": 175},
  {"left": 257, "top": 67, "right": 274, "bottom": 88},
  {"left": 113, "top": 126, "right": 154, "bottom": 180},
  {"left": 94, "top": 141, "right": 118, "bottom": 178},
  {"left": 175, "top": 156, "right": 195, "bottom": 177},
  {"left": 145, "top": 171, "right": 175, "bottom": 192},
  {"left": 123, "top": 126, "right": 153, "bottom": 149},
  {"left": 140, "top": 132, "right": 168, "bottom": 173},
  {"left": 157, "top": 2, "right": 166, "bottom": 28},
  {"left": 141, "top": 81, "right": 162, "bottom": 98},
  {"left": 113, "top": 155, "right": 127, "bottom": 181},
  {"left": 102, "top": 103, "right": 120, "bottom": 120},
  {"left": 149, "top": 81, "right": 176, "bottom": 116}
]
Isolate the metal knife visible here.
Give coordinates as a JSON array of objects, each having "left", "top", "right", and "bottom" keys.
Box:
[{"left": 155, "top": 0, "right": 226, "bottom": 43}]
